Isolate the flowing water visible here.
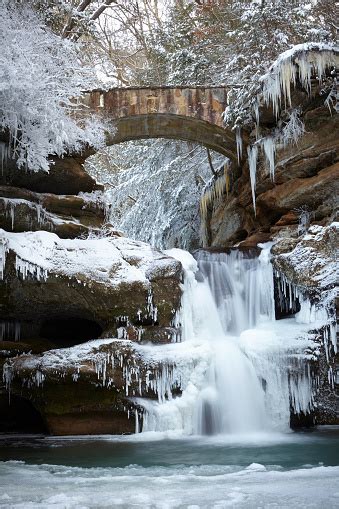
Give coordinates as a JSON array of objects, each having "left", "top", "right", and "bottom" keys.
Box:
[
  {"left": 193, "top": 250, "right": 273, "bottom": 435},
  {"left": 139, "top": 247, "right": 315, "bottom": 435}
]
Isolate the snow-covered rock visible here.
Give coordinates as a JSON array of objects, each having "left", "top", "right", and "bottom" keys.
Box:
[
  {"left": 0, "top": 229, "right": 182, "bottom": 338},
  {"left": 272, "top": 223, "right": 338, "bottom": 292},
  {"left": 2, "top": 335, "right": 204, "bottom": 435}
]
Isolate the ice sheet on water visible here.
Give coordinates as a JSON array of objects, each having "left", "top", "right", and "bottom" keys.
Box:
[{"left": 1, "top": 461, "right": 339, "bottom": 509}]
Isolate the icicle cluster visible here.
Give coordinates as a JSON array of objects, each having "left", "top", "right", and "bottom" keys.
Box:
[
  {"left": 262, "top": 45, "right": 338, "bottom": 116},
  {"left": 200, "top": 163, "right": 231, "bottom": 221},
  {"left": 93, "top": 347, "right": 186, "bottom": 403},
  {"left": 117, "top": 326, "right": 143, "bottom": 342},
  {"left": 0, "top": 236, "right": 48, "bottom": 282},
  {"left": 274, "top": 267, "right": 337, "bottom": 405},
  {"left": 2, "top": 339, "right": 188, "bottom": 408},
  {"left": 2, "top": 198, "right": 50, "bottom": 231},
  {"left": 239, "top": 44, "right": 338, "bottom": 211},
  {"left": 289, "top": 361, "right": 313, "bottom": 415},
  {"left": 274, "top": 269, "right": 301, "bottom": 315},
  {"left": 147, "top": 289, "right": 158, "bottom": 323},
  {"left": 15, "top": 255, "right": 48, "bottom": 281},
  {"left": 0, "top": 321, "right": 21, "bottom": 342}
]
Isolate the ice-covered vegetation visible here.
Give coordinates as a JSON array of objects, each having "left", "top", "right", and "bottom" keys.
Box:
[
  {"left": 0, "top": 3, "right": 105, "bottom": 172},
  {"left": 83, "top": 1, "right": 336, "bottom": 88},
  {"left": 86, "top": 140, "right": 227, "bottom": 250}
]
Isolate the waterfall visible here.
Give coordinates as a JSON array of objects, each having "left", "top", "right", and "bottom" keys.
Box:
[{"left": 138, "top": 247, "right": 314, "bottom": 435}]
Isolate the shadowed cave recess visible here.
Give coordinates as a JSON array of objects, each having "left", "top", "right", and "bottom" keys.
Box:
[{"left": 0, "top": 394, "right": 47, "bottom": 434}]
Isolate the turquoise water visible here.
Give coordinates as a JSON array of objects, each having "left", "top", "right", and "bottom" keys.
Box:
[
  {"left": 1, "top": 428, "right": 339, "bottom": 469},
  {"left": 1, "top": 428, "right": 339, "bottom": 508}
]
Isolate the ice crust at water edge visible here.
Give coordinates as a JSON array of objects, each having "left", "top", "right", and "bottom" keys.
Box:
[{"left": 1, "top": 461, "right": 339, "bottom": 509}]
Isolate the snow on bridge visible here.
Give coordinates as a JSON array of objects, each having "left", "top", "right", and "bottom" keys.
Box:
[{"left": 82, "top": 86, "right": 237, "bottom": 162}]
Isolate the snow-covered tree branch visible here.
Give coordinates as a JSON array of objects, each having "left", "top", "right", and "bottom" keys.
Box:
[{"left": 0, "top": 3, "right": 105, "bottom": 172}]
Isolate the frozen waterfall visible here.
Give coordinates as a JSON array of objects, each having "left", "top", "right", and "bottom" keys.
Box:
[{"left": 138, "top": 247, "right": 315, "bottom": 436}]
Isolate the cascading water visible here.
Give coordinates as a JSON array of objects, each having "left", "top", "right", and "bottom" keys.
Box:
[
  {"left": 138, "top": 247, "right": 315, "bottom": 436},
  {"left": 193, "top": 249, "right": 273, "bottom": 435}
]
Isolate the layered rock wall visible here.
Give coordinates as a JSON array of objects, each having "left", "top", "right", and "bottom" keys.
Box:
[{"left": 0, "top": 152, "right": 184, "bottom": 434}]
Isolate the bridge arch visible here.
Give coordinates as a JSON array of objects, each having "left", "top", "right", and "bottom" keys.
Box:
[
  {"left": 82, "top": 87, "right": 238, "bottom": 162},
  {"left": 105, "top": 114, "right": 237, "bottom": 161}
]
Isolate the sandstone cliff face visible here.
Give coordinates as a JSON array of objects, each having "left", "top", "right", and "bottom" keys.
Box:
[{"left": 205, "top": 103, "right": 338, "bottom": 248}]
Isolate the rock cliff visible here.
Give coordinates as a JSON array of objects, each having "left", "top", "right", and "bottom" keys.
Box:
[{"left": 0, "top": 153, "right": 183, "bottom": 434}]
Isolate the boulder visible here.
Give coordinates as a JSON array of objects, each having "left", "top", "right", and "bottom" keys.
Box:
[
  {"left": 272, "top": 223, "right": 337, "bottom": 291},
  {"left": 2, "top": 338, "right": 184, "bottom": 435},
  {"left": 0, "top": 230, "right": 182, "bottom": 346}
]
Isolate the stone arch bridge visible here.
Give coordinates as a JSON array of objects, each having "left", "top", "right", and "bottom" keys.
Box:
[{"left": 82, "top": 86, "right": 237, "bottom": 162}]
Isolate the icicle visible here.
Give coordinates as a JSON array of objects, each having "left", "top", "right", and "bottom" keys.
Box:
[
  {"left": 34, "top": 370, "right": 45, "bottom": 387},
  {"left": 0, "top": 237, "right": 8, "bottom": 280},
  {"left": 247, "top": 145, "right": 258, "bottom": 214},
  {"left": 0, "top": 321, "right": 21, "bottom": 341},
  {"left": 2, "top": 200, "right": 16, "bottom": 231},
  {"left": 15, "top": 255, "right": 48, "bottom": 281},
  {"left": 236, "top": 127, "right": 243, "bottom": 164},
  {"left": 329, "top": 322, "right": 337, "bottom": 353},
  {"left": 2, "top": 363, "right": 13, "bottom": 394},
  {"left": 262, "top": 137, "right": 276, "bottom": 181},
  {"left": 147, "top": 289, "right": 158, "bottom": 323},
  {"left": 0, "top": 142, "right": 10, "bottom": 174},
  {"left": 135, "top": 410, "right": 140, "bottom": 433},
  {"left": 254, "top": 98, "right": 260, "bottom": 139}
]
